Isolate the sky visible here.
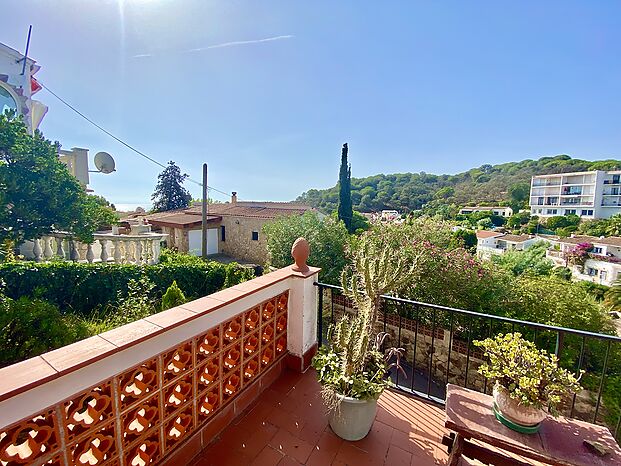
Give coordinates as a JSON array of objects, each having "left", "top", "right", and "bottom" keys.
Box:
[{"left": 3, "top": 0, "right": 621, "bottom": 209}]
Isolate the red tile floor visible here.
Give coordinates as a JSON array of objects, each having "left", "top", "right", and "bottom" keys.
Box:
[{"left": 192, "top": 368, "right": 463, "bottom": 465}]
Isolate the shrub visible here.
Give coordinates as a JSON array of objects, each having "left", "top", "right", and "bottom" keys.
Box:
[
  {"left": 0, "top": 295, "right": 89, "bottom": 367},
  {"left": 161, "top": 280, "right": 187, "bottom": 310},
  {"left": 474, "top": 333, "right": 581, "bottom": 415},
  {"left": 0, "top": 252, "right": 253, "bottom": 315}
]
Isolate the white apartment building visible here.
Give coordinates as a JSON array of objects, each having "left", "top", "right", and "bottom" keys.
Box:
[
  {"left": 459, "top": 206, "right": 513, "bottom": 217},
  {"left": 530, "top": 170, "right": 621, "bottom": 220}
]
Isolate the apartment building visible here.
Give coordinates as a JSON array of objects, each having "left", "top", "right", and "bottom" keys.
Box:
[
  {"left": 459, "top": 206, "right": 513, "bottom": 217},
  {"left": 530, "top": 170, "right": 621, "bottom": 219}
]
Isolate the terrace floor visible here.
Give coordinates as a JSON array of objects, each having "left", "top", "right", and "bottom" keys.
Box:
[{"left": 192, "top": 368, "right": 462, "bottom": 466}]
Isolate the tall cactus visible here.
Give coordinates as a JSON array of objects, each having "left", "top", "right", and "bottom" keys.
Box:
[{"left": 314, "top": 232, "right": 417, "bottom": 404}]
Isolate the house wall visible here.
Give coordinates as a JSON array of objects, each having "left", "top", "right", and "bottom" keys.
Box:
[{"left": 217, "top": 216, "right": 270, "bottom": 265}]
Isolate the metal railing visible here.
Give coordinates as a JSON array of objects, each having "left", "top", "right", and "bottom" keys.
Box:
[{"left": 315, "top": 282, "right": 621, "bottom": 439}]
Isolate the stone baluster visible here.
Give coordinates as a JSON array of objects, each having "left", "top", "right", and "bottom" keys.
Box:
[
  {"left": 70, "top": 240, "right": 80, "bottom": 261},
  {"left": 56, "top": 237, "right": 65, "bottom": 259},
  {"left": 142, "top": 240, "right": 149, "bottom": 264},
  {"left": 151, "top": 239, "right": 160, "bottom": 264},
  {"left": 33, "top": 239, "right": 42, "bottom": 262},
  {"left": 86, "top": 243, "right": 95, "bottom": 263},
  {"left": 113, "top": 240, "right": 122, "bottom": 264},
  {"left": 135, "top": 240, "right": 143, "bottom": 264},
  {"left": 43, "top": 237, "right": 53, "bottom": 260},
  {"left": 100, "top": 239, "right": 108, "bottom": 263},
  {"left": 124, "top": 240, "right": 133, "bottom": 263}
]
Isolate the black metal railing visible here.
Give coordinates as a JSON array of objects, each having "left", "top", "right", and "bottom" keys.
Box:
[{"left": 315, "top": 282, "right": 621, "bottom": 439}]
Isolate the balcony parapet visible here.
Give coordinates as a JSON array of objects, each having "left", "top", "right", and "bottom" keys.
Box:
[
  {"left": 0, "top": 259, "right": 320, "bottom": 466},
  {"left": 21, "top": 230, "right": 168, "bottom": 265}
]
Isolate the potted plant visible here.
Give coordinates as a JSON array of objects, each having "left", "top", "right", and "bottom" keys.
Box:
[
  {"left": 474, "top": 333, "right": 582, "bottom": 434},
  {"left": 312, "top": 235, "right": 415, "bottom": 440}
]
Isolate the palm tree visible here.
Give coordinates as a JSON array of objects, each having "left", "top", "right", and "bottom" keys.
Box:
[{"left": 604, "top": 279, "right": 621, "bottom": 311}]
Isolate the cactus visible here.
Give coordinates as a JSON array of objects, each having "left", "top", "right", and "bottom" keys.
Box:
[{"left": 313, "top": 233, "right": 417, "bottom": 406}]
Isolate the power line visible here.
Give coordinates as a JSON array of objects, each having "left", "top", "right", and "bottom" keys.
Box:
[{"left": 39, "top": 81, "right": 232, "bottom": 198}]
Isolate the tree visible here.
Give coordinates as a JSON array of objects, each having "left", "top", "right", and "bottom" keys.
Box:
[
  {"left": 508, "top": 182, "right": 530, "bottom": 210},
  {"left": 492, "top": 241, "right": 554, "bottom": 277},
  {"left": 0, "top": 113, "right": 116, "bottom": 244},
  {"left": 337, "top": 143, "right": 353, "bottom": 232},
  {"left": 151, "top": 161, "right": 192, "bottom": 212},
  {"left": 263, "top": 212, "right": 349, "bottom": 285}
]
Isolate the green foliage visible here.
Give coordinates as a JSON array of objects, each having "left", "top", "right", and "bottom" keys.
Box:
[
  {"left": 0, "top": 112, "right": 116, "bottom": 244},
  {"left": 263, "top": 212, "right": 349, "bottom": 285},
  {"left": 604, "top": 279, "right": 621, "bottom": 311},
  {"left": 492, "top": 241, "right": 554, "bottom": 277},
  {"left": 161, "top": 280, "right": 187, "bottom": 310},
  {"left": 0, "top": 294, "right": 89, "bottom": 367},
  {"left": 298, "top": 154, "right": 621, "bottom": 213},
  {"left": 508, "top": 182, "right": 531, "bottom": 210},
  {"left": 104, "top": 277, "right": 157, "bottom": 328},
  {"left": 337, "top": 143, "right": 354, "bottom": 232},
  {"left": 452, "top": 229, "right": 477, "bottom": 252},
  {"left": 151, "top": 161, "right": 192, "bottom": 212},
  {"left": 0, "top": 251, "right": 252, "bottom": 315},
  {"left": 545, "top": 214, "right": 580, "bottom": 231},
  {"left": 474, "top": 333, "right": 582, "bottom": 414},
  {"left": 505, "top": 276, "right": 613, "bottom": 332}
]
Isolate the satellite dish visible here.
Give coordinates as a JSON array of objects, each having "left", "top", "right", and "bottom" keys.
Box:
[{"left": 94, "top": 152, "right": 116, "bottom": 174}]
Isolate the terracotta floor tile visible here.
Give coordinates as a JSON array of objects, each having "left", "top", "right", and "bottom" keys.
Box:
[
  {"left": 386, "top": 444, "right": 413, "bottom": 466},
  {"left": 251, "top": 446, "right": 284, "bottom": 466},
  {"left": 278, "top": 456, "right": 304, "bottom": 466},
  {"left": 267, "top": 406, "right": 306, "bottom": 436},
  {"left": 191, "top": 368, "right": 453, "bottom": 466},
  {"left": 269, "top": 428, "right": 314, "bottom": 464}
]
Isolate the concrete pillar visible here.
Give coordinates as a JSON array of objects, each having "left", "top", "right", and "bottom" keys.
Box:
[{"left": 285, "top": 238, "right": 321, "bottom": 372}]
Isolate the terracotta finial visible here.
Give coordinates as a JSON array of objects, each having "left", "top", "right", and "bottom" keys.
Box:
[{"left": 291, "top": 237, "right": 310, "bottom": 273}]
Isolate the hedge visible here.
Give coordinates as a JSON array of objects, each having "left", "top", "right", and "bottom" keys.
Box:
[{"left": 0, "top": 259, "right": 254, "bottom": 315}]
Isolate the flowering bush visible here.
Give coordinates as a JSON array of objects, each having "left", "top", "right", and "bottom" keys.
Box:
[
  {"left": 564, "top": 242, "right": 593, "bottom": 267},
  {"left": 474, "top": 333, "right": 582, "bottom": 415}
]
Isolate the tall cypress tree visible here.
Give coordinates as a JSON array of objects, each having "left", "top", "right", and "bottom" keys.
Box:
[
  {"left": 151, "top": 161, "right": 192, "bottom": 212},
  {"left": 338, "top": 143, "right": 353, "bottom": 232}
]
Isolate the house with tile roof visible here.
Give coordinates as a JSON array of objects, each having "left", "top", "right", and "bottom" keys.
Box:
[
  {"left": 142, "top": 193, "right": 318, "bottom": 264},
  {"left": 475, "top": 230, "right": 542, "bottom": 260},
  {"left": 545, "top": 235, "right": 621, "bottom": 286}
]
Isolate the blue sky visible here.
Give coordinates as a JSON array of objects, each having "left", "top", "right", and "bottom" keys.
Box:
[{"left": 3, "top": 0, "right": 620, "bottom": 209}]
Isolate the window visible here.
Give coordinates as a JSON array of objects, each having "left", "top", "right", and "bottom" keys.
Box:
[
  {"left": 547, "top": 209, "right": 557, "bottom": 215},
  {"left": 565, "top": 209, "right": 576, "bottom": 215},
  {"left": 581, "top": 209, "right": 594, "bottom": 216},
  {"left": 593, "top": 247, "right": 603, "bottom": 254},
  {"left": 600, "top": 270, "right": 608, "bottom": 281},
  {"left": 586, "top": 267, "right": 598, "bottom": 276},
  {"left": 220, "top": 225, "right": 226, "bottom": 242},
  {"left": 251, "top": 231, "right": 259, "bottom": 241},
  {"left": 0, "top": 85, "right": 18, "bottom": 115}
]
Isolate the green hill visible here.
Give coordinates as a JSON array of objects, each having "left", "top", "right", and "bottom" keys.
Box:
[{"left": 298, "top": 155, "right": 621, "bottom": 213}]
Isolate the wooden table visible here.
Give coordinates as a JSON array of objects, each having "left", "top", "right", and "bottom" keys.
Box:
[{"left": 444, "top": 384, "right": 621, "bottom": 466}]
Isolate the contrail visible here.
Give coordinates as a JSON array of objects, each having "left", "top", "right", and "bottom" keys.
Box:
[{"left": 133, "top": 35, "right": 293, "bottom": 58}]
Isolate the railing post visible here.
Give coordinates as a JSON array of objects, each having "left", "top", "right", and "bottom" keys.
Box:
[
  {"left": 33, "top": 238, "right": 42, "bottom": 262},
  {"left": 124, "top": 240, "right": 132, "bottom": 263},
  {"left": 86, "top": 243, "right": 95, "bottom": 263},
  {"left": 113, "top": 240, "right": 122, "bottom": 264},
  {"left": 42, "top": 237, "right": 53, "bottom": 260},
  {"left": 69, "top": 240, "right": 80, "bottom": 261},
  {"left": 55, "top": 236, "right": 65, "bottom": 259},
  {"left": 286, "top": 238, "right": 321, "bottom": 372},
  {"left": 100, "top": 239, "right": 108, "bottom": 263}
]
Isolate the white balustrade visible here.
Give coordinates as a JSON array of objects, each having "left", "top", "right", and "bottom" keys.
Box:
[{"left": 21, "top": 231, "right": 167, "bottom": 265}]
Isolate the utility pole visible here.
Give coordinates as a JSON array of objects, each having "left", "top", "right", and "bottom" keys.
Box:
[{"left": 202, "top": 163, "right": 208, "bottom": 259}]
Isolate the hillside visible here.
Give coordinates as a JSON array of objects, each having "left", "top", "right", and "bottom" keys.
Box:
[{"left": 298, "top": 155, "right": 621, "bottom": 213}]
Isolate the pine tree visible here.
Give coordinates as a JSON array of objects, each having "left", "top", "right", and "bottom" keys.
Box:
[
  {"left": 151, "top": 161, "right": 192, "bottom": 212},
  {"left": 337, "top": 143, "right": 353, "bottom": 232}
]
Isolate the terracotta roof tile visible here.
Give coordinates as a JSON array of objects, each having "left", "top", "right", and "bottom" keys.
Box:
[{"left": 476, "top": 230, "right": 504, "bottom": 239}]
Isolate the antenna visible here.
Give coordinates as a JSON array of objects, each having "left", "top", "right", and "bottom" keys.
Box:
[{"left": 93, "top": 151, "right": 116, "bottom": 174}]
